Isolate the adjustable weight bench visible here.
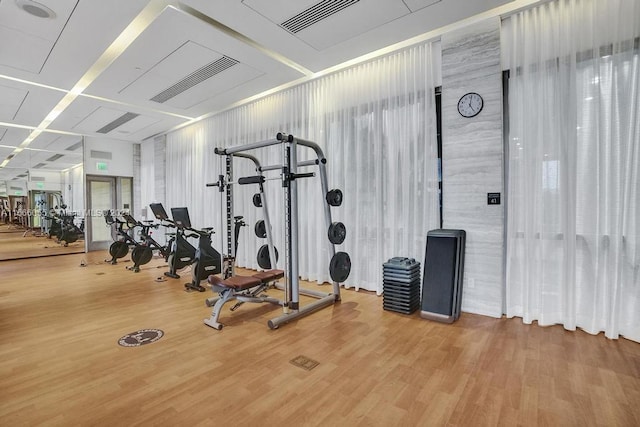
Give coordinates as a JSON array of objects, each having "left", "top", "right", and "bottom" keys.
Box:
[{"left": 203, "top": 269, "right": 285, "bottom": 330}]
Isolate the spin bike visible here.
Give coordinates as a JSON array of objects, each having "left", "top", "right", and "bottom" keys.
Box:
[
  {"left": 46, "top": 204, "right": 83, "bottom": 246},
  {"left": 149, "top": 203, "right": 197, "bottom": 279},
  {"left": 167, "top": 207, "right": 222, "bottom": 292},
  {"left": 104, "top": 210, "right": 140, "bottom": 264},
  {"left": 122, "top": 213, "right": 170, "bottom": 273}
]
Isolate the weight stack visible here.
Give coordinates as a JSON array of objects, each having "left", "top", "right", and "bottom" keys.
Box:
[
  {"left": 420, "top": 229, "right": 466, "bottom": 323},
  {"left": 382, "top": 257, "right": 421, "bottom": 314}
]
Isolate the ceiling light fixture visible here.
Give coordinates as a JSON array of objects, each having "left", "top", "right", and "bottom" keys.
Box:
[{"left": 15, "top": 0, "right": 56, "bottom": 19}]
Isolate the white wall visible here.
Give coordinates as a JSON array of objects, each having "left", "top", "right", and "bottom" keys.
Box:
[
  {"left": 27, "top": 170, "right": 63, "bottom": 193},
  {"left": 83, "top": 137, "right": 134, "bottom": 177},
  {"left": 5, "top": 180, "right": 28, "bottom": 196},
  {"left": 63, "top": 165, "right": 84, "bottom": 214}
]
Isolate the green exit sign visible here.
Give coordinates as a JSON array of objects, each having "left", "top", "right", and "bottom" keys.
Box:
[
  {"left": 96, "top": 162, "right": 108, "bottom": 171},
  {"left": 36, "top": 182, "right": 44, "bottom": 189},
  {"left": 14, "top": 190, "right": 22, "bottom": 196}
]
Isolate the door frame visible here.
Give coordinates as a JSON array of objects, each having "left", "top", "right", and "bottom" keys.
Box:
[{"left": 86, "top": 175, "right": 116, "bottom": 251}]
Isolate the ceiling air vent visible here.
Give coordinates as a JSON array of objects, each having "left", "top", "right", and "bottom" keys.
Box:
[
  {"left": 31, "top": 176, "right": 45, "bottom": 182},
  {"left": 32, "top": 163, "right": 46, "bottom": 169},
  {"left": 150, "top": 56, "right": 239, "bottom": 104},
  {"left": 97, "top": 112, "right": 140, "bottom": 134},
  {"left": 66, "top": 141, "right": 83, "bottom": 151},
  {"left": 46, "top": 154, "right": 64, "bottom": 162},
  {"left": 281, "top": 0, "right": 360, "bottom": 33}
]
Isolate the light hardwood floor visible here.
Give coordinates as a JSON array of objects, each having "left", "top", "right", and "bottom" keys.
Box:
[{"left": 1, "top": 251, "right": 639, "bottom": 426}]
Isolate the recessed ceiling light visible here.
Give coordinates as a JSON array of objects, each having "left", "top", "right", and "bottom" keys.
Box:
[{"left": 14, "top": 0, "right": 56, "bottom": 19}]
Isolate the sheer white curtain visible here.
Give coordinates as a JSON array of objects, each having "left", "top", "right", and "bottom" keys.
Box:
[
  {"left": 505, "top": 0, "right": 640, "bottom": 341},
  {"left": 165, "top": 42, "right": 440, "bottom": 294}
]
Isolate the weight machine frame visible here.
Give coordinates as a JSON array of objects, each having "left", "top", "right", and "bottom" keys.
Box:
[{"left": 206, "top": 132, "right": 341, "bottom": 329}]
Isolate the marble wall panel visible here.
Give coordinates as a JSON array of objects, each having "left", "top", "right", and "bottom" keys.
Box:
[{"left": 441, "top": 17, "right": 504, "bottom": 317}]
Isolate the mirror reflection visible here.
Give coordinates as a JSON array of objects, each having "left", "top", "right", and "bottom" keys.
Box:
[{"left": 0, "top": 136, "right": 85, "bottom": 261}]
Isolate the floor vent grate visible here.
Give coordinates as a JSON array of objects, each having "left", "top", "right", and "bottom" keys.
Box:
[{"left": 290, "top": 355, "right": 319, "bottom": 371}]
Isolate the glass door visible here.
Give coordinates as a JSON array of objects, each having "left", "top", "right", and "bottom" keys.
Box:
[{"left": 86, "top": 176, "right": 116, "bottom": 251}]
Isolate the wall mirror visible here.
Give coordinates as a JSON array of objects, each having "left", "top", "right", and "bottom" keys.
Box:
[{"left": 0, "top": 135, "right": 85, "bottom": 261}]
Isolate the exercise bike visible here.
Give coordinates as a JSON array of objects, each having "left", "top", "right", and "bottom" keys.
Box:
[
  {"left": 122, "top": 213, "right": 170, "bottom": 273},
  {"left": 46, "top": 205, "right": 83, "bottom": 246},
  {"left": 149, "top": 203, "right": 197, "bottom": 279},
  {"left": 185, "top": 226, "right": 221, "bottom": 292},
  {"left": 104, "top": 210, "right": 140, "bottom": 264},
  {"left": 165, "top": 208, "right": 222, "bottom": 292}
]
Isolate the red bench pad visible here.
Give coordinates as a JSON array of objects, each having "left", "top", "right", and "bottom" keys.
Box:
[
  {"left": 253, "top": 269, "right": 285, "bottom": 282},
  {"left": 208, "top": 275, "right": 261, "bottom": 290}
]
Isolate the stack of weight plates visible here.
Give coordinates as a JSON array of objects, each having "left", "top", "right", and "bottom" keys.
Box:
[{"left": 382, "top": 257, "right": 421, "bottom": 314}]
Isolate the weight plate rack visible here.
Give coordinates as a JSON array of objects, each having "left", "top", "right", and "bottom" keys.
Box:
[{"left": 382, "top": 257, "right": 421, "bottom": 314}]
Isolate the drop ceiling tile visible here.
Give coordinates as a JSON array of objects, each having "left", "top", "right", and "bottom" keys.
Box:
[
  {"left": 3, "top": 149, "right": 31, "bottom": 169},
  {"left": 0, "top": 0, "right": 79, "bottom": 73},
  {"left": 120, "top": 41, "right": 224, "bottom": 100},
  {"left": 88, "top": 6, "right": 302, "bottom": 116},
  {"left": 403, "top": 0, "right": 442, "bottom": 12},
  {"left": 52, "top": 95, "right": 191, "bottom": 141},
  {"left": 0, "top": 127, "right": 30, "bottom": 146},
  {"left": 0, "top": 78, "right": 67, "bottom": 127},
  {"left": 0, "top": 146, "right": 13, "bottom": 157},
  {"left": 243, "top": 0, "right": 410, "bottom": 51},
  {"left": 124, "top": 116, "right": 188, "bottom": 140},
  {"left": 242, "top": 0, "right": 321, "bottom": 21},
  {"left": 72, "top": 106, "right": 129, "bottom": 134},
  {"left": 164, "top": 62, "right": 262, "bottom": 110},
  {"left": 0, "top": 1, "right": 150, "bottom": 89},
  {"left": 111, "top": 115, "right": 162, "bottom": 136},
  {"left": 27, "top": 133, "right": 82, "bottom": 152},
  {"left": 0, "top": 84, "right": 28, "bottom": 122},
  {"left": 48, "top": 136, "right": 84, "bottom": 153}
]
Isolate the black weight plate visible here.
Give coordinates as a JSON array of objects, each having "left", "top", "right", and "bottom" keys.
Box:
[
  {"left": 328, "top": 222, "right": 346, "bottom": 245},
  {"left": 326, "top": 189, "right": 343, "bottom": 207},
  {"left": 254, "top": 220, "right": 267, "bottom": 238},
  {"left": 329, "top": 251, "right": 351, "bottom": 282},
  {"left": 257, "top": 244, "right": 278, "bottom": 269},
  {"left": 253, "top": 193, "right": 262, "bottom": 208}
]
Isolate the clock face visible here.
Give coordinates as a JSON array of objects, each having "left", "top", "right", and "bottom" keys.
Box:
[{"left": 457, "top": 92, "right": 483, "bottom": 118}]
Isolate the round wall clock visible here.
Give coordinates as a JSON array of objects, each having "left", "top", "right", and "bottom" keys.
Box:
[{"left": 457, "top": 92, "right": 483, "bottom": 118}]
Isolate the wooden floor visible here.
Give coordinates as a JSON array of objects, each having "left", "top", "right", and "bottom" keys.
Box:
[
  {"left": 1, "top": 252, "right": 639, "bottom": 426},
  {"left": 0, "top": 224, "right": 84, "bottom": 260}
]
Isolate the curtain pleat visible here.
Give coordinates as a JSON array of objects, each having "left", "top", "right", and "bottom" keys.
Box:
[
  {"left": 505, "top": 0, "right": 640, "bottom": 341},
  {"left": 163, "top": 43, "right": 440, "bottom": 294}
]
